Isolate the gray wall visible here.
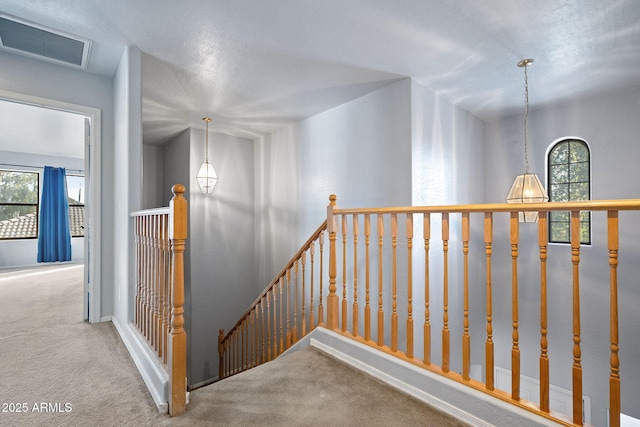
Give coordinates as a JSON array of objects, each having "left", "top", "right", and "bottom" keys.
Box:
[
  {"left": 142, "top": 144, "right": 164, "bottom": 209},
  {"left": 483, "top": 86, "right": 640, "bottom": 426},
  {"left": 0, "top": 49, "right": 115, "bottom": 317},
  {"left": 154, "top": 127, "right": 255, "bottom": 387}
]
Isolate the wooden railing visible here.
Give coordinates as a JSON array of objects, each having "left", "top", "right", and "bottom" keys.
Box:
[
  {"left": 218, "top": 220, "right": 328, "bottom": 378},
  {"left": 219, "top": 195, "right": 638, "bottom": 427},
  {"left": 131, "top": 184, "right": 188, "bottom": 416}
]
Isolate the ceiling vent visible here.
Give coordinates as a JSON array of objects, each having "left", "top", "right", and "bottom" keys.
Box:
[{"left": 0, "top": 14, "right": 91, "bottom": 69}]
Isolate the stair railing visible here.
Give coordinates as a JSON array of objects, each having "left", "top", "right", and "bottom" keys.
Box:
[
  {"left": 220, "top": 194, "right": 639, "bottom": 427},
  {"left": 218, "top": 220, "right": 327, "bottom": 378},
  {"left": 130, "top": 184, "right": 188, "bottom": 416}
]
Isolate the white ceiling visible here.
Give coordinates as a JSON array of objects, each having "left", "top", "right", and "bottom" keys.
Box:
[{"left": 1, "top": 0, "right": 640, "bottom": 146}]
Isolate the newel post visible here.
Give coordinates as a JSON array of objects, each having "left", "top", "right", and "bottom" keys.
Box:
[
  {"left": 169, "top": 184, "right": 188, "bottom": 416},
  {"left": 327, "top": 195, "right": 339, "bottom": 330}
]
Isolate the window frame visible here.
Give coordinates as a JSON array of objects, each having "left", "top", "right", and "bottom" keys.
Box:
[
  {"left": 546, "top": 138, "right": 592, "bottom": 245},
  {"left": 0, "top": 169, "right": 40, "bottom": 240},
  {"left": 66, "top": 173, "right": 85, "bottom": 238}
]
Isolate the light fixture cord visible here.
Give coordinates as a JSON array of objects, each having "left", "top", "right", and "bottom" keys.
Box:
[
  {"left": 205, "top": 120, "right": 209, "bottom": 163},
  {"left": 523, "top": 63, "right": 530, "bottom": 174}
]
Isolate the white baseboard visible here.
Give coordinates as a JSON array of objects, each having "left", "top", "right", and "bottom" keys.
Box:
[
  {"left": 111, "top": 317, "right": 169, "bottom": 413},
  {"left": 100, "top": 316, "right": 112, "bottom": 322},
  {"left": 285, "top": 327, "right": 563, "bottom": 427}
]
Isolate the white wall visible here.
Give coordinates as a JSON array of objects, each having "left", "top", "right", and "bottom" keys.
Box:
[
  {"left": 409, "top": 80, "right": 485, "bottom": 372},
  {"left": 253, "top": 78, "right": 484, "bottom": 370},
  {"left": 0, "top": 50, "right": 115, "bottom": 317},
  {"left": 0, "top": 151, "right": 85, "bottom": 268},
  {"left": 483, "top": 87, "right": 640, "bottom": 426},
  {"left": 112, "top": 46, "right": 142, "bottom": 324},
  {"left": 255, "top": 78, "right": 413, "bottom": 288}
]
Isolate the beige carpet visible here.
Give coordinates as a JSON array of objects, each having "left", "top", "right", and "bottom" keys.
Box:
[{"left": 0, "top": 264, "right": 468, "bottom": 427}]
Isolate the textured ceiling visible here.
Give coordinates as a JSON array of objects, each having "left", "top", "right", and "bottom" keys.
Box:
[{"left": 1, "top": 0, "right": 640, "bottom": 145}]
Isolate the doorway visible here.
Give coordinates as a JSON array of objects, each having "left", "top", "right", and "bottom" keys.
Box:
[{"left": 0, "top": 89, "right": 102, "bottom": 323}]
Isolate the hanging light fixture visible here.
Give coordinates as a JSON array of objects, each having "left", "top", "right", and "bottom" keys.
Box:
[
  {"left": 196, "top": 117, "right": 218, "bottom": 195},
  {"left": 507, "top": 58, "right": 548, "bottom": 222}
]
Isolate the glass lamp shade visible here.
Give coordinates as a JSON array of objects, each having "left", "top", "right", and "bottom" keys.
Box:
[
  {"left": 196, "top": 161, "right": 218, "bottom": 195},
  {"left": 506, "top": 173, "right": 549, "bottom": 222}
]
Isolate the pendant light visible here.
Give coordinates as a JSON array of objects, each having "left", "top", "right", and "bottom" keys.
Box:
[
  {"left": 196, "top": 117, "right": 218, "bottom": 195},
  {"left": 506, "top": 59, "right": 548, "bottom": 222}
]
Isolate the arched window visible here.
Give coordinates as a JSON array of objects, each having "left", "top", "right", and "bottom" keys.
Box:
[{"left": 547, "top": 138, "right": 591, "bottom": 244}]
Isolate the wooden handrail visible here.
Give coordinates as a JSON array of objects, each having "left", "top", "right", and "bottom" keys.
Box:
[{"left": 333, "top": 199, "right": 640, "bottom": 215}]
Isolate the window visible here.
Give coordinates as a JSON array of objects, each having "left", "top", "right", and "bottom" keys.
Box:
[
  {"left": 66, "top": 174, "right": 85, "bottom": 237},
  {"left": 0, "top": 170, "right": 39, "bottom": 239},
  {"left": 547, "top": 139, "right": 591, "bottom": 244}
]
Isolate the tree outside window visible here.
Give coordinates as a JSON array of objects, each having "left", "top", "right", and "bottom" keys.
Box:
[
  {"left": 0, "top": 170, "right": 39, "bottom": 239},
  {"left": 547, "top": 139, "right": 591, "bottom": 244}
]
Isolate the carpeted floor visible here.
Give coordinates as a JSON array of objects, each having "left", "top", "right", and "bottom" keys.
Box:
[{"left": 0, "top": 264, "right": 468, "bottom": 427}]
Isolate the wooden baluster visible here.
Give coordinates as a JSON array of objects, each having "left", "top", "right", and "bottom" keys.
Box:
[
  {"left": 163, "top": 214, "right": 171, "bottom": 364},
  {"left": 138, "top": 217, "right": 143, "bottom": 331},
  {"left": 153, "top": 215, "right": 160, "bottom": 353},
  {"left": 391, "top": 213, "right": 398, "bottom": 352},
  {"left": 134, "top": 217, "right": 140, "bottom": 330},
  {"left": 253, "top": 308, "right": 258, "bottom": 367},
  {"left": 224, "top": 334, "right": 233, "bottom": 377},
  {"left": 510, "top": 211, "right": 520, "bottom": 401},
  {"left": 377, "top": 214, "right": 385, "bottom": 347},
  {"left": 235, "top": 330, "right": 239, "bottom": 373},
  {"left": 442, "top": 213, "right": 450, "bottom": 372},
  {"left": 406, "top": 214, "right": 414, "bottom": 359},
  {"left": 218, "top": 329, "right": 225, "bottom": 379},
  {"left": 364, "top": 214, "right": 371, "bottom": 341},
  {"left": 169, "top": 184, "right": 187, "bottom": 416},
  {"left": 230, "top": 334, "right": 234, "bottom": 374},
  {"left": 424, "top": 213, "right": 431, "bottom": 365},
  {"left": 142, "top": 216, "right": 148, "bottom": 338},
  {"left": 260, "top": 301, "right": 266, "bottom": 365},
  {"left": 279, "top": 277, "right": 284, "bottom": 355},
  {"left": 327, "top": 195, "right": 339, "bottom": 330},
  {"left": 150, "top": 216, "right": 156, "bottom": 350},
  {"left": 294, "top": 259, "right": 299, "bottom": 342},
  {"left": 157, "top": 216, "right": 164, "bottom": 359},
  {"left": 342, "top": 214, "right": 348, "bottom": 332},
  {"left": 266, "top": 290, "right": 271, "bottom": 362},
  {"left": 286, "top": 269, "right": 291, "bottom": 349},
  {"left": 146, "top": 216, "right": 152, "bottom": 342},
  {"left": 571, "top": 211, "right": 583, "bottom": 425},
  {"left": 484, "top": 212, "right": 494, "bottom": 390},
  {"left": 310, "top": 241, "right": 315, "bottom": 331},
  {"left": 462, "top": 212, "right": 470, "bottom": 380},
  {"left": 243, "top": 317, "right": 247, "bottom": 371},
  {"left": 538, "top": 212, "right": 550, "bottom": 411},
  {"left": 273, "top": 285, "right": 278, "bottom": 359},
  {"left": 246, "top": 316, "right": 250, "bottom": 370},
  {"left": 300, "top": 252, "right": 305, "bottom": 339},
  {"left": 319, "top": 231, "right": 325, "bottom": 326},
  {"left": 353, "top": 214, "right": 359, "bottom": 337},
  {"left": 608, "top": 211, "right": 621, "bottom": 427}
]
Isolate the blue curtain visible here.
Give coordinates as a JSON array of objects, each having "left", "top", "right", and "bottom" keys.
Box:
[{"left": 38, "top": 166, "right": 72, "bottom": 262}]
